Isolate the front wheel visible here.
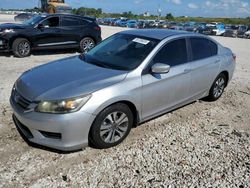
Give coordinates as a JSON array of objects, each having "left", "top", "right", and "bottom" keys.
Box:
[
  {"left": 89, "top": 103, "right": 133, "bottom": 149},
  {"left": 206, "top": 74, "right": 227, "bottom": 101},
  {"left": 79, "top": 37, "right": 95, "bottom": 53},
  {"left": 12, "top": 38, "right": 31, "bottom": 58}
]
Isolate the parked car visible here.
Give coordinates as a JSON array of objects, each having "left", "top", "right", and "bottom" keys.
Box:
[
  {"left": 0, "top": 14, "right": 102, "bottom": 57},
  {"left": 237, "top": 25, "right": 249, "bottom": 38},
  {"left": 224, "top": 25, "right": 239, "bottom": 37},
  {"left": 10, "top": 29, "right": 235, "bottom": 151},
  {"left": 14, "top": 13, "right": 34, "bottom": 22},
  {"left": 126, "top": 20, "right": 138, "bottom": 28},
  {"left": 169, "top": 23, "right": 184, "bottom": 30},
  {"left": 206, "top": 23, "right": 225, "bottom": 36},
  {"left": 244, "top": 30, "right": 250, "bottom": 39},
  {"left": 116, "top": 19, "right": 128, "bottom": 27}
]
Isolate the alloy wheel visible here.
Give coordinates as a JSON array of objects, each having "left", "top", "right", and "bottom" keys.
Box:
[
  {"left": 81, "top": 38, "right": 95, "bottom": 53},
  {"left": 100, "top": 111, "right": 129, "bottom": 143},
  {"left": 18, "top": 41, "right": 30, "bottom": 56},
  {"left": 213, "top": 77, "right": 225, "bottom": 98}
]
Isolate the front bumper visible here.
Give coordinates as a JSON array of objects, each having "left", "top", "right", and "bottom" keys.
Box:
[
  {"left": 0, "top": 37, "right": 10, "bottom": 51},
  {"left": 10, "top": 97, "right": 96, "bottom": 151}
]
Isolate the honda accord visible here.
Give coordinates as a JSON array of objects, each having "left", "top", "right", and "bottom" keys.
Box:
[{"left": 10, "top": 29, "right": 236, "bottom": 151}]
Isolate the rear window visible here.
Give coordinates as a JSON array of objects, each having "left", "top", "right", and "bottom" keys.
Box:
[
  {"left": 190, "top": 38, "right": 218, "bottom": 61},
  {"left": 61, "top": 17, "right": 82, "bottom": 27}
]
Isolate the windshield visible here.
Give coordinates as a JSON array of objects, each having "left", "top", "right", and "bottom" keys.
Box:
[
  {"left": 82, "top": 33, "right": 159, "bottom": 71},
  {"left": 23, "top": 15, "right": 45, "bottom": 26}
]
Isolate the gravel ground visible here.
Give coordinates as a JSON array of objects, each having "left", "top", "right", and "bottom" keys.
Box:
[{"left": 0, "top": 15, "right": 249, "bottom": 187}]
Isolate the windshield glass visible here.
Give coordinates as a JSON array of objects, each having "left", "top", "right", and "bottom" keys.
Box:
[
  {"left": 23, "top": 15, "right": 45, "bottom": 26},
  {"left": 82, "top": 33, "right": 159, "bottom": 71}
]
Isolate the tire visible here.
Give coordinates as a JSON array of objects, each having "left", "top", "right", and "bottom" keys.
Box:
[
  {"left": 89, "top": 103, "right": 133, "bottom": 149},
  {"left": 79, "top": 37, "right": 95, "bottom": 53},
  {"left": 206, "top": 73, "right": 227, "bottom": 101},
  {"left": 12, "top": 38, "right": 31, "bottom": 58}
]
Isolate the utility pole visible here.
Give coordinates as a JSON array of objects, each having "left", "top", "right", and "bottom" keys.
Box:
[{"left": 157, "top": 4, "right": 162, "bottom": 20}]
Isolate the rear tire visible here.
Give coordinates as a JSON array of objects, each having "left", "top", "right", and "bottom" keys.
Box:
[
  {"left": 79, "top": 37, "right": 95, "bottom": 53},
  {"left": 206, "top": 73, "right": 227, "bottom": 101},
  {"left": 12, "top": 38, "right": 31, "bottom": 58},
  {"left": 89, "top": 103, "right": 133, "bottom": 149}
]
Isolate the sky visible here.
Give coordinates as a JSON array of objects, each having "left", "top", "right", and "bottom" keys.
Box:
[{"left": 0, "top": 0, "right": 250, "bottom": 18}]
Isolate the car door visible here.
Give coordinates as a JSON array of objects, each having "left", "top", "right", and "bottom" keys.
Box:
[
  {"left": 141, "top": 38, "right": 191, "bottom": 120},
  {"left": 33, "top": 16, "right": 64, "bottom": 48},
  {"left": 59, "top": 16, "right": 83, "bottom": 46},
  {"left": 188, "top": 37, "right": 220, "bottom": 98}
]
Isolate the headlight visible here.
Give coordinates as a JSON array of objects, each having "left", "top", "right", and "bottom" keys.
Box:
[
  {"left": 4, "top": 29, "right": 15, "bottom": 33},
  {"left": 35, "top": 95, "right": 91, "bottom": 114}
]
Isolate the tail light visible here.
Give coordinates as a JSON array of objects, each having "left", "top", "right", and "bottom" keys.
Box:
[
  {"left": 94, "top": 26, "right": 101, "bottom": 31},
  {"left": 232, "top": 53, "right": 236, "bottom": 63}
]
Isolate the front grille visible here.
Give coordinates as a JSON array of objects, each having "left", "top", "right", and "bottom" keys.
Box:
[{"left": 11, "top": 89, "right": 32, "bottom": 111}]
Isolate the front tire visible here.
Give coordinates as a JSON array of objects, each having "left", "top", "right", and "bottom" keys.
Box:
[
  {"left": 12, "top": 38, "right": 31, "bottom": 58},
  {"left": 206, "top": 73, "right": 227, "bottom": 101},
  {"left": 79, "top": 37, "right": 95, "bottom": 53},
  {"left": 89, "top": 103, "right": 133, "bottom": 149}
]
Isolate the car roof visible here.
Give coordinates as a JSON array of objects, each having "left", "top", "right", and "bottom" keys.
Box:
[
  {"left": 40, "top": 13, "right": 96, "bottom": 21},
  {"left": 120, "top": 29, "right": 189, "bottom": 40}
]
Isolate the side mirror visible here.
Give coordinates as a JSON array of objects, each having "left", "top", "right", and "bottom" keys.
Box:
[
  {"left": 37, "top": 23, "right": 44, "bottom": 29},
  {"left": 151, "top": 63, "right": 170, "bottom": 74}
]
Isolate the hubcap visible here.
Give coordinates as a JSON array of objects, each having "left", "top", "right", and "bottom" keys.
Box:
[
  {"left": 100, "top": 111, "right": 129, "bottom": 143},
  {"left": 18, "top": 41, "right": 30, "bottom": 56},
  {"left": 213, "top": 77, "right": 225, "bottom": 98},
  {"left": 82, "top": 39, "right": 94, "bottom": 53}
]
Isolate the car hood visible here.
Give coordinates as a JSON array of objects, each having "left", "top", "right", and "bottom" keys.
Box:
[
  {"left": 0, "top": 23, "right": 29, "bottom": 30},
  {"left": 15, "top": 56, "right": 128, "bottom": 101}
]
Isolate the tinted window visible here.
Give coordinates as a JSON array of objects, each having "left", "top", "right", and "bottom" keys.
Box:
[
  {"left": 61, "top": 17, "right": 81, "bottom": 27},
  {"left": 152, "top": 39, "right": 188, "bottom": 66},
  {"left": 190, "top": 38, "right": 217, "bottom": 61},
  {"left": 42, "top": 17, "right": 59, "bottom": 27}
]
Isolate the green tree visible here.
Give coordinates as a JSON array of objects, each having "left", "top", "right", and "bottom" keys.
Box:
[{"left": 166, "top": 13, "right": 174, "bottom": 20}]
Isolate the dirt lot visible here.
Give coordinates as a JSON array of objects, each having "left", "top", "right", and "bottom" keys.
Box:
[{"left": 0, "top": 15, "right": 249, "bottom": 187}]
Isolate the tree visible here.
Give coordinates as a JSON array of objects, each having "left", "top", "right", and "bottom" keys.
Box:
[{"left": 166, "top": 13, "right": 174, "bottom": 20}]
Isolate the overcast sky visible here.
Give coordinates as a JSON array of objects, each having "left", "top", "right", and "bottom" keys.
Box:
[{"left": 0, "top": 0, "right": 249, "bottom": 18}]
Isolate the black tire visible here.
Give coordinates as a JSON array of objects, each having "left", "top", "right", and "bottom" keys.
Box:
[
  {"left": 206, "top": 73, "right": 227, "bottom": 101},
  {"left": 12, "top": 38, "right": 31, "bottom": 58},
  {"left": 89, "top": 103, "right": 133, "bottom": 149},
  {"left": 79, "top": 37, "right": 95, "bottom": 53}
]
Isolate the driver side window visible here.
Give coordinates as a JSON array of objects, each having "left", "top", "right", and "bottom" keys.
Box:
[
  {"left": 152, "top": 38, "right": 188, "bottom": 66},
  {"left": 41, "top": 17, "right": 59, "bottom": 28}
]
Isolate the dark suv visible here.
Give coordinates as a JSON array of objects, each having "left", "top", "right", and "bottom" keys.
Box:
[{"left": 0, "top": 14, "right": 102, "bottom": 57}]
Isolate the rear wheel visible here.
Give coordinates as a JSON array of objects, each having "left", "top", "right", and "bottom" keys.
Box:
[
  {"left": 12, "top": 38, "right": 31, "bottom": 58},
  {"left": 206, "top": 73, "right": 227, "bottom": 101},
  {"left": 89, "top": 103, "right": 133, "bottom": 149},
  {"left": 79, "top": 37, "right": 95, "bottom": 53}
]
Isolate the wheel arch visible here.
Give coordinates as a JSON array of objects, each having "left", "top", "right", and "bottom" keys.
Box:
[
  {"left": 80, "top": 35, "right": 96, "bottom": 44},
  {"left": 91, "top": 99, "right": 140, "bottom": 128},
  {"left": 10, "top": 35, "right": 33, "bottom": 49},
  {"left": 219, "top": 70, "right": 229, "bottom": 87}
]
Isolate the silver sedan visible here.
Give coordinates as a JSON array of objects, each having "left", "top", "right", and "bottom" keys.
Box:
[{"left": 10, "top": 29, "right": 236, "bottom": 151}]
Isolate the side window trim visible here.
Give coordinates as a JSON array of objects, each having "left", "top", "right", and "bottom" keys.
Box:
[
  {"left": 39, "top": 16, "right": 60, "bottom": 28},
  {"left": 61, "top": 16, "right": 83, "bottom": 27},
  {"left": 142, "top": 37, "right": 189, "bottom": 75}
]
